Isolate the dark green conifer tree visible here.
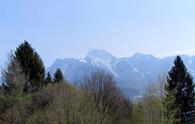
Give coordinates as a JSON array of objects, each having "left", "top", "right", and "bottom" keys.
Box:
[
  {"left": 163, "top": 56, "right": 194, "bottom": 123},
  {"left": 45, "top": 72, "right": 53, "bottom": 85},
  {"left": 15, "top": 41, "right": 45, "bottom": 92},
  {"left": 53, "top": 68, "right": 64, "bottom": 83}
]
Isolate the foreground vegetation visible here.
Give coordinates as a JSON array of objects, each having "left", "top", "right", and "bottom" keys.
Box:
[{"left": 0, "top": 41, "right": 195, "bottom": 124}]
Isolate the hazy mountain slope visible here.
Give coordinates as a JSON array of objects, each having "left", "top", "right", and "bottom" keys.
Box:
[{"left": 47, "top": 49, "right": 195, "bottom": 97}]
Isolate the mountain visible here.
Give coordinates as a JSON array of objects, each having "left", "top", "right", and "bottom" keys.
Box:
[{"left": 47, "top": 49, "right": 195, "bottom": 98}]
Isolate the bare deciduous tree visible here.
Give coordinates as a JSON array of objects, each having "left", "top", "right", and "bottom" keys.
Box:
[
  {"left": 80, "top": 71, "right": 132, "bottom": 124},
  {"left": 2, "top": 53, "right": 27, "bottom": 96}
]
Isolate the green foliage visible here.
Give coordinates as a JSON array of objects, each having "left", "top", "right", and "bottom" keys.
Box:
[
  {"left": 26, "top": 83, "right": 104, "bottom": 124},
  {"left": 0, "top": 94, "right": 31, "bottom": 124},
  {"left": 163, "top": 90, "right": 181, "bottom": 124},
  {"left": 132, "top": 102, "right": 146, "bottom": 124},
  {"left": 15, "top": 41, "right": 45, "bottom": 91},
  {"left": 131, "top": 83, "right": 163, "bottom": 124},
  {"left": 163, "top": 56, "right": 195, "bottom": 123},
  {"left": 53, "top": 68, "right": 64, "bottom": 83}
]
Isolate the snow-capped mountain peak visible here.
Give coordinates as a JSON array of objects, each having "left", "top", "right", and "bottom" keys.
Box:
[
  {"left": 85, "top": 49, "right": 117, "bottom": 64},
  {"left": 84, "top": 49, "right": 118, "bottom": 77}
]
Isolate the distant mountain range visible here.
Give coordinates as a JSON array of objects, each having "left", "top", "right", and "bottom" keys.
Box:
[{"left": 47, "top": 49, "right": 195, "bottom": 98}]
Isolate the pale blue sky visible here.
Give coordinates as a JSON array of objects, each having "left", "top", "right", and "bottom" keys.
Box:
[{"left": 1, "top": 0, "right": 195, "bottom": 67}]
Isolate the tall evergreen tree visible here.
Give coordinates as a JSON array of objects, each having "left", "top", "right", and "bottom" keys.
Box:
[
  {"left": 53, "top": 68, "right": 64, "bottom": 83},
  {"left": 163, "top": 56, "right": 194, "bottom": 123},
  {"left": 15, "top": 41, "right": 45, "bottom": 91},
  {"left": 45, "top": 72, "right": 53, "bottom": 84}
]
